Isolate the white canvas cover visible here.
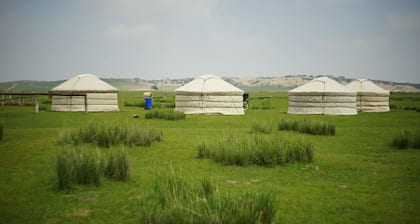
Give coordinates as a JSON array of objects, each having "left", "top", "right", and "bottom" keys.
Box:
[
  {"left": 175, "top": 75, "right": 244, "bottom": 115},
  {"left": 346, "top": 79, "right": 390, "bottom": 112},
  {"left": 288, "top": 77, "right": 357, "bottom": 115},
  {"left": 50, "top": 74, "right": 119, "bottom": 112}
]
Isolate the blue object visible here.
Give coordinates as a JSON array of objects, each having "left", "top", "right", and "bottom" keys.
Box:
[{"left": 144, "top": 97, "right": 152, "bottom": 110}]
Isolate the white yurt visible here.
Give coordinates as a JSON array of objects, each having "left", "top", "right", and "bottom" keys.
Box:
[
  {"left": 288, "top": 77, "right": 357, "bottom": 115},
  {"left": 175, "top": 75, "right": 244, "bottom": 115},
  {"left": 50, "top": 74, "right": 119, "bottom": 112},
  {"left": 346, "top": 79, "right": 390, "bottom": 112}
]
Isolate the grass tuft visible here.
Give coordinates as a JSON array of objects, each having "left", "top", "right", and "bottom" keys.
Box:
[
  {"left": 55, "top": 122, "right": 163, "bottom": 147},
  {"left": 139, "top": 171, "right": 276, "bottom": 223},
  {"left": 198, "top": 135, "right": 313, "bottom": 166},
  {"left": 145, "top": 110, "right": 186, "bottom": 120},
  {"left": 0, "top": 123, "right": 3, "bottom": 141},
  {"left": 105, "top": 148, "right": 130, "bottom": 181},
  {"left": 250, "top": 122, "right": 272, "bottom": 134},
  {"left": 392, "top": 129, "right": 420, "bottom": 149},
  {"left": 278, "top": 119, "right": 336, "bottom": 136},
  {"left": 56, "top": 147, "right": 131, "bottom": 190},
  {"left": 56, "top": 148, "right": 103, "bottom": 190}
]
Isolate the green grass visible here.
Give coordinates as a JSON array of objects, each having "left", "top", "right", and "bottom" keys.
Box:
[
  {"left": 250, "top": 121, "right": 273, "bottom": 134},
  {"left": 198, "top": 135, "right": 313, "bottom": 166},
  {"left": 145, "top": 109, "right": 186, "bottom": 120},
  {"left": 139, "top": 170, "right": 276, "bottom": 223},
  {"left": 278, "top": 119, "right": 336, "bottom": 136},
  {"left": 0, "top": 91, "right": 420, "bottom": 223},
  {"left": 55, "top": 122, "right": 163, "bottom": 147},
  {"left": 392, "top": 129, "right": 420, "bottom": 149}
]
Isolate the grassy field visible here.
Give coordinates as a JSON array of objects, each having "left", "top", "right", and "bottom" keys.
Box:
[{"left": 0, "top": 91, "right": 420, "bottom": 223}]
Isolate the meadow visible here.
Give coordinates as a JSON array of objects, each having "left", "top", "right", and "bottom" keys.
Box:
[{"left": 0, "top": 91, "right": 419, "bottom": 223}]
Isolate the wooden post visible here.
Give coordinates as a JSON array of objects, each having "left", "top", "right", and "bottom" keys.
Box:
[
  {"left": 19, "top": 96, "right": 22, "bottom": 106},
  {"left": 84, "top": 95, "right": 88, "bottom": 113},
  {"left": 35, "top": 96, "right": 39, "bottom": 113}
]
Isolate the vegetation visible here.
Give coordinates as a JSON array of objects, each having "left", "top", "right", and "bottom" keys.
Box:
[
  {"left": 197, "top": 135, "right": 313, "bottom": 166},
  {"left": 56, "top": 147, "right": 130, "bottom": 190},
  {"left": 139, "top": 171, "right": 276, "bottom": 224},
  {"left": 56, "top": 147, "right": 103, "bottom": 190},
  {"left": 55, "top": 122, "right": 163, "bottom": 147},
  {"left": 145, "top": 109, "right": 186, "bottom": 120},
  {"left": 1, "top": 91, "right": 420, "bottom": 223},
  {"left": 392, "top": 129, "right": 420, "bottom": 149},
  {"left": 278, "top": 119, "right": 336, "bottom": 136},
  {"left": 0, "top": 123, "right": 3, "bottom": 141},
  {"left": 104, "top": 148, "right": 130, "bottom": 181},
  {"left": 250, "top": 121, "right": 272, "bottom": 134}
]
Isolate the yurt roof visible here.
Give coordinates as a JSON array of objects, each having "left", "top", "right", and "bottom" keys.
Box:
[
  {"left": 51, "top": 74, "right": 118, "bottom": 92},
  {"left": 346, "top": 79, "right": 389, "bottom": 94},
  {"left": 289, "top": 77, "right": 355, "bottom": 95},
  {"left": 175, "top": 75, "right": 243, "bottom": 94}
]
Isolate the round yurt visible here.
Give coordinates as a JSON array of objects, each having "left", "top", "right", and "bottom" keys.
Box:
[
  {"left": 287, "top": 77, "right": 357, "bottom": 115},
  {"left": 346, "top": 79, "right": 390, "bottom": 112},
  {"left": 175, "top": 75, "right": 244, "bottom": 115},
  {"left": 50, "top": 74, "right": 119, "bottom": 112}
]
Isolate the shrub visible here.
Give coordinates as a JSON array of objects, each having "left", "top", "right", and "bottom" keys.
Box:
[
  {"left": 138, "top": 172, "right": 276, "bottom": 224},
  {"left": 55, "top": 122, "right": 163, "bottom": 148},
  {"left": 197, "top": 135, "right": 313, "bottom": 166},
  {"left": 145, "top": 110, "right": 185, "bottom": 120},
  {"left": 250, "top": 122, "right": 272, "bottom": 134},
  {"left": 278, "top": 119, "right": 335, "bottom": 136},
  {"left": 392, "top": 129, "right": 420, "bottom": 149}
]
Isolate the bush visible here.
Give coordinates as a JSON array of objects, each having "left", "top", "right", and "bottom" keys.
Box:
[
  {"left": 145, "top": 110, "right": 186, "bottom": 120},
  {"left": 250, "top": 122, "right": 272, "bottom": 134},
  {"left": 198, "top": 135, "right": 313, "bottom": 167},
  {"left": 392, "top": 129, "right": 420, "bottom": 149},
  {"left": 139, "top": 172, "right": 276, "bottom": 224},
  {"left": 278, "top": 119, "right": 335, "bottom": 136},
  {"left": 55, "top": 122, "right": 163, "bottom": 148}
]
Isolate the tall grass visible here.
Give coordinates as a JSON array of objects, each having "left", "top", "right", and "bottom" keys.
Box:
[
  {"left": 56, "top": 148, "right": 103, "bottom": 190},
  {"left": 145, "top": 110, "right": 186, "bottom": 120},
  {"left": 105, "top": 148, "right": 130, "bottom": 181},
  {"left": 139, "top": 171, "right": 276, "bottom": 223},
  {"left": 55, "top": 122, "right": 163, "bottom": 147},
  {"left": 392, "top": 129, "right": 420, "bottom": 149},
  {"left": 250, "top": 122, "right": 272, "bottom": 134},
  {"left": 278, "top": 119, "right": 336, "bottom": 136},
  {"left": 56, "top": 147, "right": 130, "bottom": 190},
  {"left": 198, "top": 135, "right": 313, "bottom": 166},
  {"left": 0, "top": 123, "right": 3, "bottom": 141}
]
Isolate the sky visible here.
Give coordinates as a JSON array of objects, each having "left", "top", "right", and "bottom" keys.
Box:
[{"left": 0, "top": 0, "right": 420, "bottom": 83}]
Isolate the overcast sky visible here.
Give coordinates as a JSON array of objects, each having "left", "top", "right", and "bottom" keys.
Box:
[{"left": 0, "top": 0, "right": 419, "bottom": 83}]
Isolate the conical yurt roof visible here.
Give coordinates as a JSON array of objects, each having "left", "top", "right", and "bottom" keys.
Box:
[
  {"left": 289, "top": 77, "right": 355, "bottom": 95},
  {"left": 175, "top": 75, "right": 243, "bottom": 95},
  {"left": 51, "top": 74, "right": 118, "bottom": 92},
  {"left": 346, "top": 79, "right": 389, "bottom": 95}
]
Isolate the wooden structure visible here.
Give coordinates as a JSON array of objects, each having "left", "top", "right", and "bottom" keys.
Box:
[{"left": 0, "top": 92, "right": 88, "bottom": 113}]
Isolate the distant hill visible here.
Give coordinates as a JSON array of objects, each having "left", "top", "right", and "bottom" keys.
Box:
[{"left": 0, "top": 75, "right": 418, "bottom": 92}]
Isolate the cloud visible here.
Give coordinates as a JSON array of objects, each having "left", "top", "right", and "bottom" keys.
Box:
[
  {"left": 388, "top": 13, "right": 420, "bottom": 30},
  {"left": 104, "top": 24, "right": 156, "bottom": 39}
]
